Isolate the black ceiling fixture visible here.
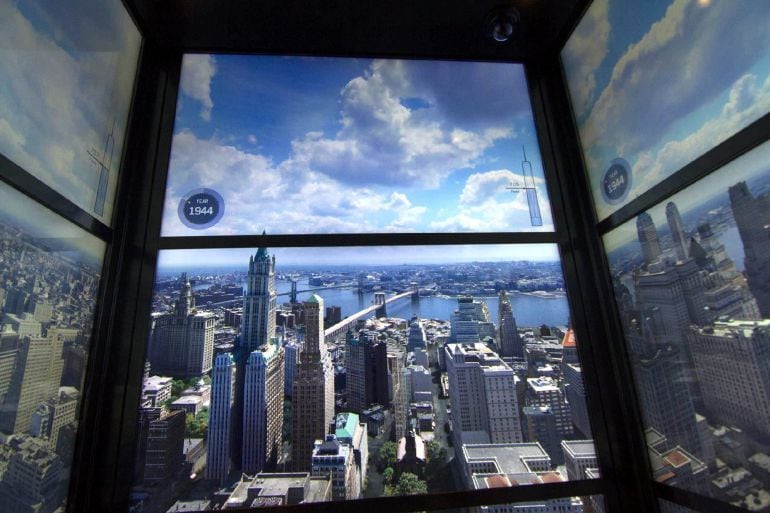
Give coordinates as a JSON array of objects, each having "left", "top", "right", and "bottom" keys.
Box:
[{"left": 122, "top": 0, "right": 589, "bottom": 61}]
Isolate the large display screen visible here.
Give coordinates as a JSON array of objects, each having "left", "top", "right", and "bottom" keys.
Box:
[
  {"left": 129, "top": 244, "right": 597, "bottom": 511},
  {"left": 0, "top": 182, "right": 105, "bottom": 512},
  {"left": 0, "top": 0, "right": 141, "bottom": 223},
  {"left": 563, "top": 0, "right": 770, "bottom": 221},
  {"left": 603, "top": 140, "right": 770, "bottom": 505},
  {"left": 160, "top": 55, "right": 555, "bottom": 236}
]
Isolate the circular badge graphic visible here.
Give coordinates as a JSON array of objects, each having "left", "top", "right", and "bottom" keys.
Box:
[
  {"left": 601, "top": 158, "right": 632, "bottom": 205},
  {"left": 178, "top": 188, "right": 225, "bottom": 229}
]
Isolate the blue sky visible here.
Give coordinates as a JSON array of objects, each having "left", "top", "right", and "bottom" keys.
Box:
[
  {"left": 157, "top": 244, "right": 562, "bottom": 269},
  {"left": 0, "top": 1, "right": 141, "bottom": 223},
  {"left": 563, "top": 0, "right": 770, "bottom": 220},
  {"left": 161, "top": 56, "right": 554, "bottom": 235}
]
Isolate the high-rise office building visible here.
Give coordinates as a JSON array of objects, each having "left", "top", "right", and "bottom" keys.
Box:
[
  {"left": 523, "top": 405, "right": 562, "bottom": 464},
  {"left": 688, "top": 320, "right": 770, "bottom": 437},
  {"left": 143, "top": 408, "right": 186, "bottom": 484},
  {"left": 292, "top": 294, "right": 335, "bottom": 471},
  {"left": 345, "top": 330, "right": 388, "bottom": 413},
  {"left": 242, "top": 246, "right": 277, "bottom": 354},
  {"left": 729, "top": 182, "right": 770, "bottom": 317},
  {"left": 666, "top": 202, "right": 688, "bottom": 262},
  {"left": 407, "top": 317, "right": 427, "bottom": 352},
  {"left": 445, "top": 343, "right": 522, "bottom": 445},
  {"left": 0, "top": 334, "right": 63, "bottom": 434},
  {"left": 345, "top": 330, "right": 366, "bottom": 413},
  {"left": 29, "top": 389, "right": 78, "bottom": 450},
  {"left": 527, "top": 377, "right": 573, "bottom": 438},
  {"left": 636, "top": 212, "right": 662, "bottom": 266},
  {"left": 450, "top": 297, "right": 495, "bottom": 344},
  {"left": 497, "top": 291, "right": 521, "bottom": 358},
  {"left": 207, "top": 353, "right": 236, "bottom": 483},
  {"left": 635, "top": 259, "right": 708, "bottom": 340},
  {"left": 235, "top": 246, "right": 280, "bottom": 473},
  {"left": 284, "top": 339, "right": 302, "bottom": 397},
  {"left": 149, "top": 274, "right": 216, "bottom": 378},
  {"left": 243, "top": 340, "right": 285, "bottom": 474}
]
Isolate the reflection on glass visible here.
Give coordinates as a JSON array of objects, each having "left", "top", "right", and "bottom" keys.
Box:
[
  {"left": 604, "top": 142, "right": 770, "bottom": 507},
  {"left": 160, "top": 55, "right": 554, "bottom": 236},
  {"left": 130, "top": 245, "right": 597, "bottom": 511},
  {"left": 0, "top": 0, "right": 141, "bottom": 223},
  {"left": 0, "top": 183, "right": 105, "bottom": 511},
  {"left": 562, "top": 0, "right": 770, "bottom": 221}
]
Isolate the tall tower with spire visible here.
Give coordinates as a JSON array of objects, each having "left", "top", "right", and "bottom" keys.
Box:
[
  {"left": 291, "top": 294, "right": 335, "bottom": 470},
  {"left": 242, "top": 245, "right": 277, "bottom": 353},
  {"left": 665, "top": 202, "right": 687, "bottom": 262},
  {"left": 239, "top": 245, "right": 284, "bottom": 473},
  {"left": 636, "top": 212, "right": 662, "bottom": 266}
]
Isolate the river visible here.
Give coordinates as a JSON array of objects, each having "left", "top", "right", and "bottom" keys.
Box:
[{"left": 271, "top": 279, "right": 570, "bottom": 327}]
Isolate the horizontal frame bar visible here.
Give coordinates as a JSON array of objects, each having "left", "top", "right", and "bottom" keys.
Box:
[
  {"left": 598, "top": 112, "right": 770, "bottom": 235},
  {"left": 158, "top": 231, "right": 560, "bottom": 250},
  {"left": 0, "top": 154, "right": 113, "bottom": 242},
  {"left": 189, "top": 478, "right": 604, "bottom": 513},
  {"left": 654, "top": 482, "right": 750, "bottom": 513}
]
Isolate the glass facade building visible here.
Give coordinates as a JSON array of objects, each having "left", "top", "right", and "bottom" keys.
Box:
[{"left": 0, "top": 1, "right": 767, "bottom": 513}]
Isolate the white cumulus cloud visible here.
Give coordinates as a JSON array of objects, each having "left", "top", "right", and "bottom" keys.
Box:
[{"left": 180, "top": 54, "right": 217, "bottom": 121}]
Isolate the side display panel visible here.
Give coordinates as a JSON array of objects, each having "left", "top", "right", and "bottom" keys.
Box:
[
  {"left": 161, "top": 56, "right": 555, "bottom": 236},
  {"left": 562, "top": 0, "right": 770, "bottom": 221},
  {"left": 130, "top": 244, "right": 598, "bottom": 511},
  {"left": 0, "top": 0, "right": 141, "bottom": 223},
  {"left": 0, "top": 182, "right": 105, "bottom": 511},
  {"left": 604, "top": 141, "right": 770, "bottom": 506}
]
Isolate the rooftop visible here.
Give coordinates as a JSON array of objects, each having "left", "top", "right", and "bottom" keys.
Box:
[{"left": 463, "top": 443, "right": 551, "bottom": 475}]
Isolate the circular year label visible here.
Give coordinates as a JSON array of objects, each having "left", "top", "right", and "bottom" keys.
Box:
[
  {"left": 601, "top": 158, "right": 632, "bottom": 205},
  {"left": 178, "top": 188, "right": 225, "bottom": 229}
]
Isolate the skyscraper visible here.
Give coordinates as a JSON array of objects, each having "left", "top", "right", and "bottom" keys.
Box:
[
  {"left": 407, "top": 317, "right": 427, "bottom": 352},
  {"left": 0, "top": 334, "right": 63, "bottom": 434},
  {"left": 235, "top": 246, "right": 280, "bottom": 473},
  {"left": 497, "top": 290, "right": 521, "bottom": 358},
  {"left": 688, "top": 320, "right": 770, "bottom": 437},
  {"left": 149, "top": 274, "right": 216, "bottom": 378},
  {"left": 527, "top": 377, "right": 573, "bottom": 438},
  {"left": 445, "top": 342, "right": 522, "bottom": 445},
  {"left": 292, "top": 294, "right": 335, "bottom": 471},
  {"left": 666, "top": 202, "right": 688, "bottom": 262},
  {"left": 636, "top": 212, "right": 662, "bottom": 265},
  {"left": 346, "top": 330, "right": 388, "bottom": 413},
  {"left": 242, "top": 246, "right": 277, "bottom": 353},
  {"left": 729, "top": 182, "right": 770, "bottom": 316},
  {"left": 242, "top": 340, "right": 285, "bottom": 474},
  {"left": 345, "top": 330, "right": 366, "bottom": 413},
  {"left": 207, "top": 353, "right": 236, "bottom": 483},
  {"left": 284, "top": 338, "right": 302, "bottom": 397}
]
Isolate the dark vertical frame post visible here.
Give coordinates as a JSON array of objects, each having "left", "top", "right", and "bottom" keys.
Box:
[
  {"left": 67, "top": 42, "right": 183, "bottom": 513},
  {"left": 525, "top": 56, "right": 658, "bottom": 513}
]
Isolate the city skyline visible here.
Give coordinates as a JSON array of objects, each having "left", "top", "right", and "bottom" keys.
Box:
[{"left": 161, "top": 55, "right": 555, "bottom": 235}]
